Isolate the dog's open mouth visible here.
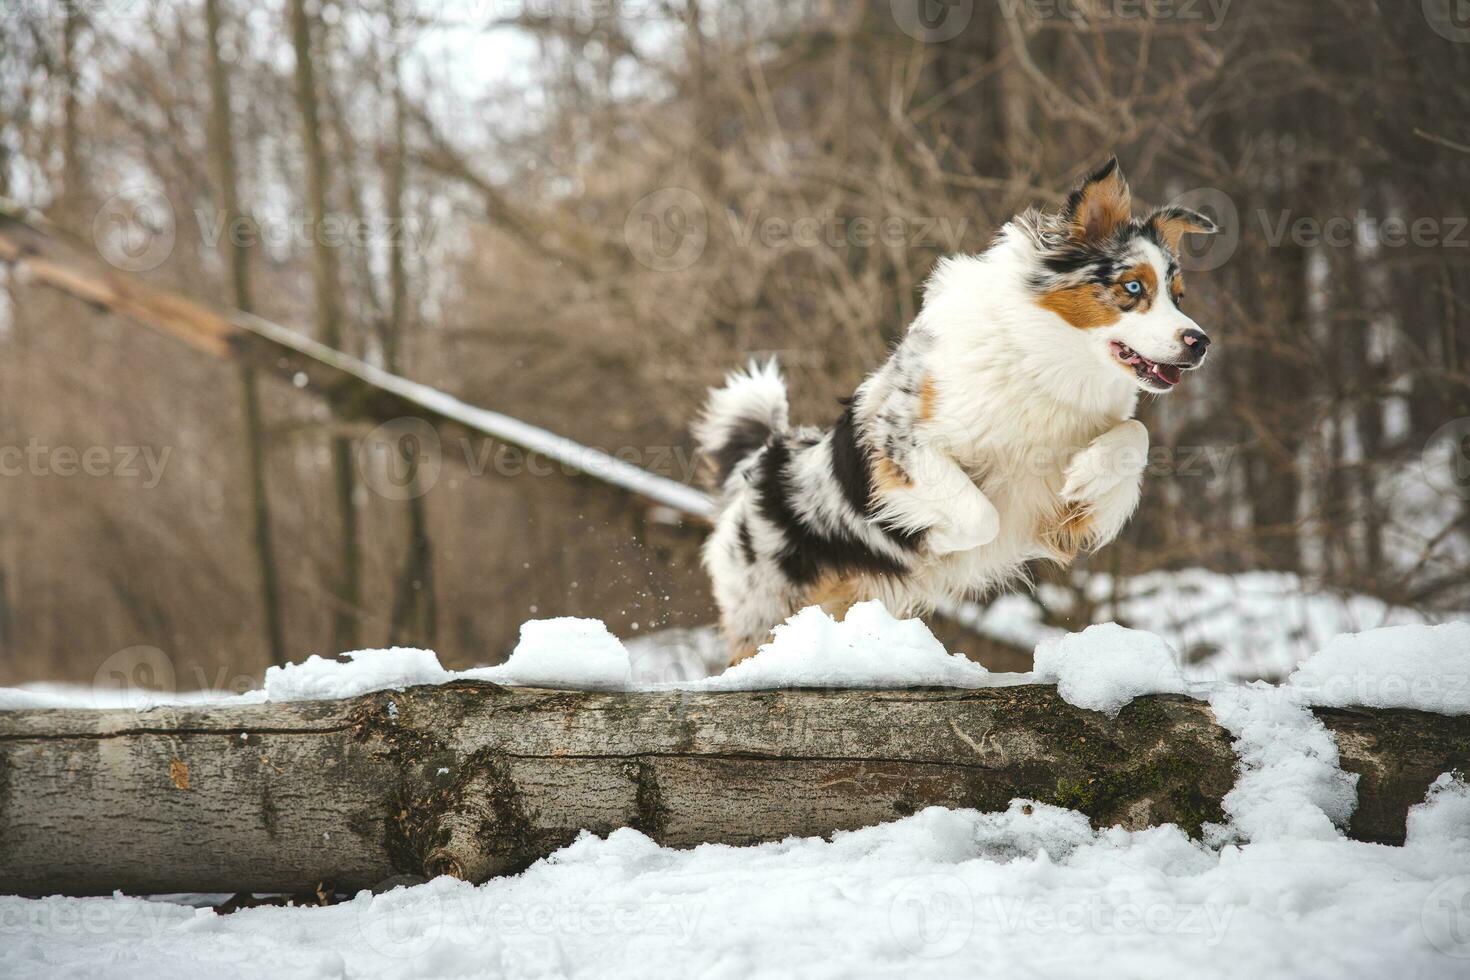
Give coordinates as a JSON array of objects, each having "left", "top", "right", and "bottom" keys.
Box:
[{"left": 1111, "top": 341, "right": 1187, "bottom": 390}]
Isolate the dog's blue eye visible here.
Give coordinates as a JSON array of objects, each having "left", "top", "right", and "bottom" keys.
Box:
[{"left": 1123, "top": 280, "right": 1143, "bottom": 296}]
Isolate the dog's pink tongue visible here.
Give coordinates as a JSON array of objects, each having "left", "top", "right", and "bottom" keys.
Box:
[{"left": 1155, "top": 363, "right": 1182, "bottom": 385}]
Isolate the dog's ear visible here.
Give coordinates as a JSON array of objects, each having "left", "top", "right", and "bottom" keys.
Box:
[
  {"left": 1147, "top": 205, "right": 1219, "bottom": 253},
  {"left": 1063, "top": 156, "right": 1131, "bottom": 245}
]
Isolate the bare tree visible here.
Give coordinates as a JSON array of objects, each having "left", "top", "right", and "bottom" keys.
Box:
[
  {"left": 381, "top": 2, "right": 437, "bottom": 648},
  {"left": 289, "top": 0, "right": 361, "bottom": 652},
  {"left": 205, "top": 0, "right": 286, "bottom": 667}
]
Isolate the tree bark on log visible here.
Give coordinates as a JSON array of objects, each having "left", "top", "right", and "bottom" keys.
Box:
[{"left": 2, "top": 682, "right": 1466, "bottom": 896}]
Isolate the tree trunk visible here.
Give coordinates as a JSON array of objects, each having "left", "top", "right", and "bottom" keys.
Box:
[
  {"left": 382, "top": 0, "right": 437, "bottom": 648},
  {"left": 206, "top": 0, "right": 287, "bottom": 668},
  {"left": 59, "top": 5, "right": 85, "bottom": 211},
  {"left": 2, "top": 682, "right": 1466, "bottom": 897},
  {"left": 289, "top": 0, "right": 361, "bottom": 653}
]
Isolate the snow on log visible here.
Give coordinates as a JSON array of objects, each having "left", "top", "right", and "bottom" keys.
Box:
[{"left": 1, "top": 682, "right": 1466, "bottom": 896}]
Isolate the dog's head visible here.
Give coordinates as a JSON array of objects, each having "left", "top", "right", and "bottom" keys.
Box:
[{"left": 1019, "top": 157, "right": 1217, "bottom": 393}]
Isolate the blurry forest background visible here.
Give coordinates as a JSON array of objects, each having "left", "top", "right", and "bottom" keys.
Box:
[{"left": 1, "top": 0, "right": 1468, "bottom": 689}]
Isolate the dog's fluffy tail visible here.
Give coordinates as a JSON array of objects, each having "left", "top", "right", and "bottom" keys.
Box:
[{"left": 694, "top": 359, "right": 789, "bottom": 488}]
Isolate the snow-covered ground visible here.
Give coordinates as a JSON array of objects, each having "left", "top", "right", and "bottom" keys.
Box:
[
  {"left": 961, "top": 568, "right": 1470, "bottom": 681},
  {"left": 3, "top": 602, "right": 1469, "bottom": 978},
  {"left": 7, "top": 784, "right": 1470, "bottom": 980}
]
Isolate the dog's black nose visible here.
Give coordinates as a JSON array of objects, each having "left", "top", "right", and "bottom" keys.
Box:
[{"left": 1181, "top": 329, "right": 1211, "bottom": 357}]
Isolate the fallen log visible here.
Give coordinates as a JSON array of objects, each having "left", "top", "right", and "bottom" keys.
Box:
[{"left": 0, "top": 682, "right": 1465, "bottom": 896}]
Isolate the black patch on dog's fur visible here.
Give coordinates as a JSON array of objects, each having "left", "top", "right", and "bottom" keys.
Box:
[
  {"left": 709, "top": 416, "right": 775, "bottom": 486},
  {"left": 829, "top": 407, "right": 875, "bottom": 516},
  {"left": 830, "top": 408, "right": 924, "bottom": 552},
  {"left": 755, "top": 435, "right": 910, "bottom": 586},
  {"left": 1139, "top": 221, "right": 1169, "bottom": 258},
  {"left": 737, "top": 519, "right": 757, "bottom": 565},
  {"left": 1029, "top": 232, "right": 1133, "bottom": 287}
]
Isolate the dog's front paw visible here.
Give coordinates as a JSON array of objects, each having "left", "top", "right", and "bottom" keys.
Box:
[
  {"left": 928, "top": 501, "right": 1001, "bottom": 556},
  {"left": 1061, "top": 419, "right": 1149, "bottom": 504}
]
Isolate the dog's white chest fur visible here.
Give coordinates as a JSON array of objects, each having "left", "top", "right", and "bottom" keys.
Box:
[{"left": 857, "top": 246, "right": 1145, "bottom": 608}]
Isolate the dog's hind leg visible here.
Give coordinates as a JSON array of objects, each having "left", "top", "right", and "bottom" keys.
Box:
[
  {"left": 702, "top": 498, "right": 803, "bottom": 666},
  {"left": 717, "top": 578, "right": 799, "bottom": 666}
]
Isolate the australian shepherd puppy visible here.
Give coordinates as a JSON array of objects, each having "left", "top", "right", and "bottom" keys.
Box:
[{"left": 694, "top": 158, "right": 1218, "bottom": 664}]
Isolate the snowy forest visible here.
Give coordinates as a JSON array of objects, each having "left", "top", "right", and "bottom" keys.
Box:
[
  {"left": 1, "top": 0, "right": 1468, "bottom": 689},
  {"left": 5, "top": 4, "right": 1470, "bottom": 978}
]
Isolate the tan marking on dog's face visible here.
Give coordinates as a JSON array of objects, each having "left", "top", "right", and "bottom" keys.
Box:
[
  {"left": 1169, "top": 274, "right": 1186, "bottom": 307},
  {"left": 1040, "top": 261, "right": 1162, "bottom": 329},
  {"left": 1110, "top": 262, "right": 1158, "bottom": 314},
  {"left": 873, "top": 457, "right": 912, "bottom": 492},
  {"left": 917, "top": 376, "right": 938, "bottom": 422},
  {"left": 1038, "top": 284, "right": 1122, "bottom": 330}
]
